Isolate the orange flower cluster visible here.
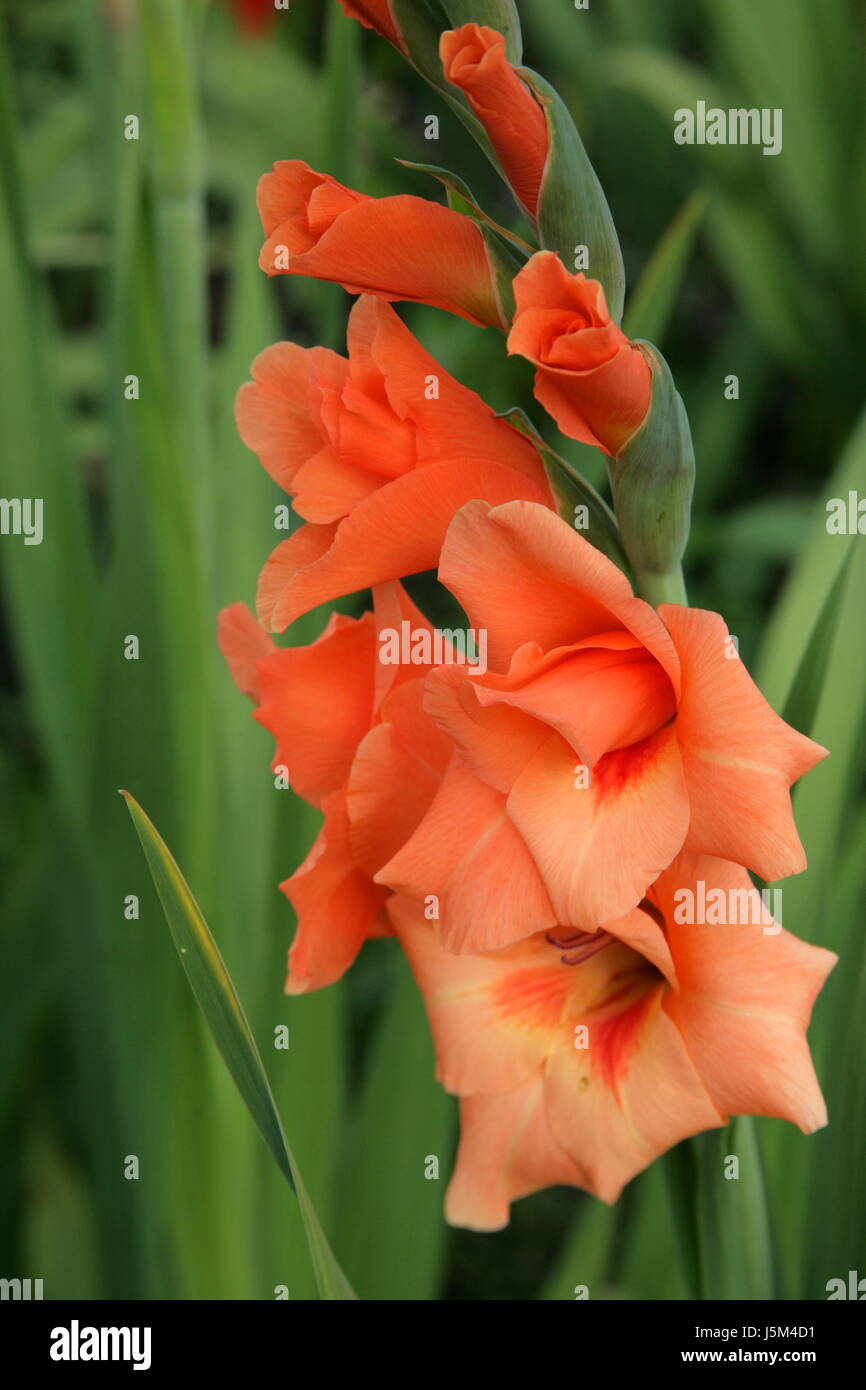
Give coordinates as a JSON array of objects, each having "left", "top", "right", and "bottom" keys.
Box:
[{"left": 220, "top": 10, "right": 834, "bottom": 1229}]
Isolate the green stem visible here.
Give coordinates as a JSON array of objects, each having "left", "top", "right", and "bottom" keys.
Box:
[{"left": 633, "top": 566, "right": 687, "bottom": 607}]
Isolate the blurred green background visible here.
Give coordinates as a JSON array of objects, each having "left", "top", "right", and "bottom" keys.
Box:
[{"left": 1, "top": 0, "right": 864, "bottom": 1300}]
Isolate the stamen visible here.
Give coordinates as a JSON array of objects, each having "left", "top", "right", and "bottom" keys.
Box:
[{"left": 545, "top": 928, "right": 614, "bottom": 966}]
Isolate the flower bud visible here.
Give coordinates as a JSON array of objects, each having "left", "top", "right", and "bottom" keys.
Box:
[
  {"left": 607, "top": 343, "right": 696, "bottom": 604},
  {"left": 440, "top": 24, "right": 547, "bottom": 218}
]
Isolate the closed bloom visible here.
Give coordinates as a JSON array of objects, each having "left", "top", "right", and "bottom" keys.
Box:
[
  {"left": 257, "top": 160, "right": 507, "bottom": 328},
  {"left": 335, "top": 0, "right": 407, "bottom": 52},
  {"left": 392, "top": 851, "right": 835, "bottom": 1227},
  {"left": 218, "top": 583, "right": 450, "bottom": 994},
  {"left": 236, "top": 295, "right": 552, "bottom": 631},
  {"left": 378, "top": 500, "right": 826, "bottom": 953},
  {"left": 508, "top": 251, "right": 652, "bottom": 454},
  {"left": 440, "top": 24, "right": 548, "bottom": 218}
]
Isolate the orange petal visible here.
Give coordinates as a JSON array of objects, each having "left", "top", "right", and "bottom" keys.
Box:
[
  {"left": 254, "top": 611, "right": 376, "bottom": 807},
  {"left": 445, "top": 1085, "right": 588, "bottom": 1231},
  {"left": 376, "top": 755, "right": 556, "bottom": 954},
  {"left": 602, "top": 901, "right": 677, "bottom": 985},
  {"left": 257, "top": 162, "right": 504, "bottom": 329},
  {"left": 257, "top": 161, "right": 356, "bottom": 249},
  {"left": 426, "top": 633, "right": 676, "bottom": 786},
  {"left": 282, "top": 792, "right": 389, "bottom": 995},
  {"left": 390, "top": 897, "right": 559, "bottom": 1095},
  {"left": 290, "top": 446, "right": 387, "bottom": 524},
  {"left": 507, "top": 725, "right": 689, "bottom": 930},
  {"left": 543, "top": 988, "right": 722, "bottom": 1202},
  {"left": 256, "top": 522, "right": 337, "bottom": 632},
  {"left": 423, "top": 658, "right": 552, "bottom": 794},
  {"left": 529, "top": 344, "right": 653, "bottom": 455},
  {"left": 349, "top": 297, "right": 546, "bottom": 483},
  {"left": 657, "top": 852, "right": 836, "bottom": 1132},
  {"left": 662, "top": 604, "right": 828, "bottom": 881},
  {"left": 346, "top": 679, "right": 452, "bottom": 876},
  {"left": 217, "top": 601, "right": 276, "bottom": 702},
  {"left": 234, "top": 341, "right": 347, "bottom": 495},
  {"left": 439, "top": 499, "right": 680, "bottom": 682},
  {"left": 256, "top": 461, "right": 552, "bottom": 633}
]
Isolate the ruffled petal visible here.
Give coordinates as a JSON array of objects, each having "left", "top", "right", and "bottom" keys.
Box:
[
  {"left": 508, "top": 725, "right": 689, "bottom": 930},
  {"left": 282, "top": 792, "right": 390, "bottom": 995},
  {"left": 662, "top": 604, "right": 827, "bottom": 881},
  {"left": 376, "top": 755, "right": 557, "bottom": 953},
  {"left": 257, "top": 462, "right": 552, "bottom": 632},
  {"left": 657, "top": 852, "right": 836, "bottom": 1132}
]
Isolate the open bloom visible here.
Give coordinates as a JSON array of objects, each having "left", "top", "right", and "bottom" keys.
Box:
[
  {"left": 392, "top": 850, "right": 835, "bottom": 1227},
  {"left": 508, "top": 252, "right": 652, "bottom": 454},
  {"left": 440, "top": 24, "right": 548, "bottom": 218},
  {"left": 218, "top": 583, "right": 450, "bottom": 993},
  {"left": 336, "top": 1, "right": 407, "bottom": 52},
  {"left": 236, "top": 295, "right": 552, "bottom": 631},
  {"left": 257, "top": 160, "right": 507, "bottom": 328},
  {"left": 377, "top": 500, "right": 826, "bottom": 953}
]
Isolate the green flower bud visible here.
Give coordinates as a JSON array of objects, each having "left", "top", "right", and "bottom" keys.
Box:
[{"left": 607, "top": 342, "right": 695, "bottom": 606}]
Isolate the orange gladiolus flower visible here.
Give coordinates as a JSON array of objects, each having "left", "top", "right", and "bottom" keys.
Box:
[
  {"left": 377, "top": 500, "right": 826, "bottom": 954},
  {"left": 508, "top": 251, "right": 652, "bottom": 454},
  {"left": 440, "top": 24, "right": 549, "bottom": 218},
  {"left": 235, "top": 295, "right": 552, "bottom": 631},
  {"left": 218, "top": 584, "right": 450, "bottom": 995},
  {"left": 336, "top": 0, "right": 407, "bottom": 52},
  {"left": 392, "top": 851, "right": 835, "bottom": 1227},
  {"left": 257, "top": 160, "right": 507, "bottom": 328}
]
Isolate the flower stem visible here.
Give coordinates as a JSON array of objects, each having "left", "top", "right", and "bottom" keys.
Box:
[{"left": 633, "top": 565, "right": 687, "bottom": 607}]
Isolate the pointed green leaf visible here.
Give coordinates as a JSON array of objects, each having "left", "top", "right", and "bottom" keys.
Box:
[
  {"left": 540, "top": 1196, "right": 619, "bottom": 1300},
  {"left": 336, "top": 951, "right": 452, "bottom": 1300},
  {"left": 623, "top": 190, "right": 708, "bottom": 345},
  {"left": 757, "top": 406, "right": 866, "bottom": 709},
  {"left": 121, "top": 790, "right": 357, "bottom": 1301},
  {"left": 690, "top": 1120, "right": 775, "bottom": 1299}
]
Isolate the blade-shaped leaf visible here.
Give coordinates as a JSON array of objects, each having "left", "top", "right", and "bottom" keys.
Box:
[
  {"left": 335, "top": 950, "right": 452, "bottom": 1300},
  {"left": 121, "top": 790, "right": 357, "bottom": 1301},
  {"left": 623, "top": 189, "right": 708, "bottom": 345}
]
